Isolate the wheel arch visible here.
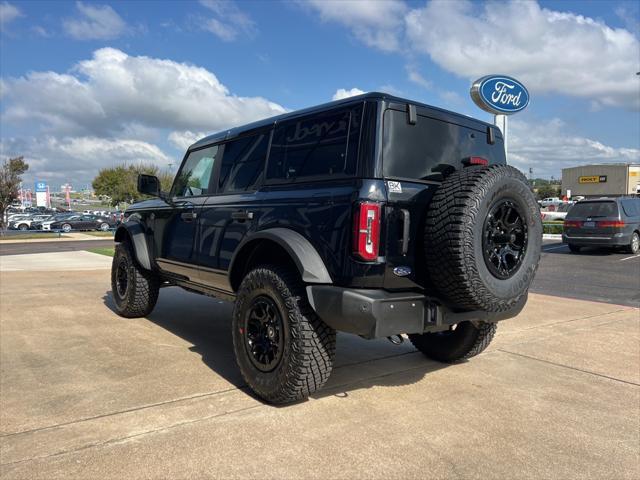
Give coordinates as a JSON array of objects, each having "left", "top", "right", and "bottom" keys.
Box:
[
  {"left": 229, "top": 228, "right": 332, "bottom": 292},
  {"left": 114, "top": 222, "right": 152, "bottom": 271}
]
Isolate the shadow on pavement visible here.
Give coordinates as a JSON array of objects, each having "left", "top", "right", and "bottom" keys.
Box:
[
  {"left": 103, "top": 286, "right": 448, "bottom": 405},
  {"left": 544, "top": 245, "right": 625, "bottom": 256}
]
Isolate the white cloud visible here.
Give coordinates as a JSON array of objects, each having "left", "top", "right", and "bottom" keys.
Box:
[
  {"left": 406, "top": 0, "right": 640, "bottom": 109},
  {"left": 332, "top": 87, "right": 366, "bottom": 101},
  {"left": 1, "top": 135, "right": 171, "bottom": 187},
  {"left": 303, "top": 0, "right": 407, "bottom": 52},
  {"left": 2, "top": 47, "right": 286, "bottom": 136},
  {"left": 1, "top": 48, "right": 286, "bottom": 186},
  {"left": 200, "top": 0, "right": 256, "bottom": 41},
  {"left": 63, "top": 1, "right": 126, "bottom": 40},
  {"left": 168, "top": 130, "right": 207, "bottom": 151},
  {"left": 0, "top": 1, "right": 22, "bottom": 28},
  {"left": 406, "top": 66, "right": 432, "bottom": 90},
  {"left": 508, "top": 118, "right": 640, "bottom": 177}
]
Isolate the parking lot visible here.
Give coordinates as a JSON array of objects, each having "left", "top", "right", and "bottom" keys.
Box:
[{"left": 0, "top": 246, "right": 638, "bottom": 479}]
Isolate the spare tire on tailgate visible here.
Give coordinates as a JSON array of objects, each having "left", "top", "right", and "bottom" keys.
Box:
[{"left": 424, "top": 165, "right": 541, "bottom": 312}]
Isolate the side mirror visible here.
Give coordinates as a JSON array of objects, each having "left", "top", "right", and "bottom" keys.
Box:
[{"left": 137, "top": 174, "right": 160, "bottom": 197}]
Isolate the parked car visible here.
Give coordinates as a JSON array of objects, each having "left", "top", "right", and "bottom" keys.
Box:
[
  {"left": 111, "top": 92, "right": 542, "bottom": 404},
  {"left": 540, "top": 197, "right": 561, "bottom": 207},
  {"left": 10, "top": 214, "right": 53, "bottom": 231},
  {"left": 563, "top": 197, "right": 640, "bottom": 253},
  {"left": 45, "top": 214, "right": 115, "bottom": 232},
  {"left": 541, "top": 203, "right": 572, "bottom": 222}
]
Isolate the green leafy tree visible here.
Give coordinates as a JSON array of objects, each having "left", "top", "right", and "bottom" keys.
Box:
[
  {"left": 536, "top": 184, "right": 561, "bottom": 200},
  {"left": 92, "top": 163, "right": 174, "bottom": 207},
  {"left": 0, "top": 156, "right": 29, "bottom": 230}
]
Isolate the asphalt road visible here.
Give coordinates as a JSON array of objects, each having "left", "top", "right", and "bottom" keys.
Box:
[
  {"left": 0, "top": 239, "right": 114, "bottom": 255},
  {"left": 531, "top": 240, "right": 640, "bottom": 307}
]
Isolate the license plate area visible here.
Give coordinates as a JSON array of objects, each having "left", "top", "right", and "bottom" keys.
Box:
[{"left": 583, "top": 221, "right": 595, "bottom": 228}]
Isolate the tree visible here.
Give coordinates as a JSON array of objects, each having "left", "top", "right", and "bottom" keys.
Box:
[
  {"left": 0, "top": 156, "right": 29, "bottom": 230},
  {"left": 92, "top": 163, "right": 173, "bottom": 207},
  {"left": 536, "top": 184, "right": 561, "bottom": 200}
]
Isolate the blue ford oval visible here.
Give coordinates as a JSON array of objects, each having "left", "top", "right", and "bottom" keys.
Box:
[{"left": 471, "top": 75, "right": 529, "bottom": 115}]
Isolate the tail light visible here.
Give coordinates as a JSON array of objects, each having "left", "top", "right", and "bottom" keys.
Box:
[
  {"left": 596, "top": 220, "right": 625, "bottom": 228},
  {"left": 463, "top": 156, "right": 489, "bottom": 166},
  {"left": 563, "top": 220, "right": 582, "bottom": 228},
  {"left": 353, "top": 202, "right": 381, "bottom": 261}
]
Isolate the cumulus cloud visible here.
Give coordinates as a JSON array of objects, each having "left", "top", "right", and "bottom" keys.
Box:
[
  {"left": 304, "top": 0, "right": 640, "bottom": 109},
  {"left": 0, "top": 1, "right": 22, "bottom": 28},
  {"left": 168, "top": 130, "right": 208, "bottom": 151},
  {"left": 200, "top": 0, "right": 256, "bottom": 41},
  {"left": 1, "top": 48, "right": 286, "bottom": 186},
  {"left": 2, "top": 47, "right": 286, "bottom": 136},
  {"left": 332, "top": 87, "right": 366, "bottom": 100},
  {"left": 63, "top": 1, "right": 127, "bottom": 40},
  {"left": 509, "top": 118, "right": 640, "bottom": 177},
  {"left": 303, "top": 0, "right": 407, "bottom": 52},
  {"left": 1, "top": 136, "right": 171, "bottom": 187}
]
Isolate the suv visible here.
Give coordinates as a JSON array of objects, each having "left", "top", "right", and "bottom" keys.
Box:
[
  {"left": 111, "top": 93, "right": 541, "bottom": 404},
  {"left": 563, "top": 197, "right": 640, "bottom": 254}
]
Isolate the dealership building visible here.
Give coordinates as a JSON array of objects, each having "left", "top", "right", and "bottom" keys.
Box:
[{"left": 561, "top": 164, "right": 640, "bottom": 198}]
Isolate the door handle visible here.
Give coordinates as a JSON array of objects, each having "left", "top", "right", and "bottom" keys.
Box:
[
  {"left": 181, "top": 212, "right": 197, "bottom": 221},
  {"left": 231, "top": 211, "right": 254, "bottom": 221}
]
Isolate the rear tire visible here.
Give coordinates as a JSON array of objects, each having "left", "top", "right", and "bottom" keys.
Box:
[
  {"left": 424, "top": 165, "right": 542, "bottom": 312},
  {"left": 568, "top": 244, "right": 581, "bottom": 253},
  {"left": 18, "top": 224, "right": 28, "bottom": 231},
  {"left": 111, "top": 242, "right": 159, "bottom": 318},
  {"left": 409, "top": 322, "right": 497, "bottom": 363},
  {"left": 61, "top": 223, "right": 72, "bottom": 233},
  {"left": 628, "top": 232, "right": 640, "bottom": 254},
  {"left": 232, "top": 265, "right": 336, "bottom": 404}
]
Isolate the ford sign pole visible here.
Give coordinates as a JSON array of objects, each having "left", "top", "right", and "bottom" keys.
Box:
[{"left": 470, "top": 75, "right": 529, "bottom": 162}]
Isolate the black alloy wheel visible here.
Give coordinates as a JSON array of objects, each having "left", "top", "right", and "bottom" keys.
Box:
[
  {"left": 115, "top": 256, "right": 129, "bottom": 300},
  {"left": 243, "top": 295, "right": 284, "bottom": 372},
  {"left": 482, "top": 200, "right": 528, "bottom": 279}
]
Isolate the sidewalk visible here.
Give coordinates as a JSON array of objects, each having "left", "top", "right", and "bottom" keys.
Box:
[{"left": 0, "top": 250, "right": 112, "bottom": 271}]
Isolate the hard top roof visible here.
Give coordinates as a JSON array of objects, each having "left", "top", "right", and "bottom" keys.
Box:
[{"left": 189, "top": 91, "right": 495, "bottom": 150}]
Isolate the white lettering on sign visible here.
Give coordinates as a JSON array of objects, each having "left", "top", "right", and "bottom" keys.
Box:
[{"left": 491, "top": 81, "right": 522, "bottom": 108}]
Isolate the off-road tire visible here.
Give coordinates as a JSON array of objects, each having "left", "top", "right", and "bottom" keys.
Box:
[
  {"left": 111, "top": 242, "right": 159, "bottom": 318},
  {"left": 232, "top": 265, "right": 336, "bottom": 404},
  {"left": 424, "top": 165, "right": 542, "bottom": 312},
  {"left": 628, "top": 232, "right": 640, "bottom": 254},
  {"left": 568, "top": 244, "right": 581, "bottom": 253},
  {"left": 409, "top": 321, "right": 497, "bottom": 363}
]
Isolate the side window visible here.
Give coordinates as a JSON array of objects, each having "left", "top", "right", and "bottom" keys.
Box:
[
  {"left": 267, "top": 106, "right": 360, "bottom": 182},
  {"left": 173, "top": 145, "right": 218, "bottom": 197},
  {"left": 621, "top": 199, "right": 639, "bottom": 216},
  {"left": 218, "top": 132, "right": 269, "bottom": 193}
]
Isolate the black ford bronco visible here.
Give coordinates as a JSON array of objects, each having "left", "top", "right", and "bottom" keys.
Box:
[{"left": 111, "top": 93, "right": 541, "bottom": 403}]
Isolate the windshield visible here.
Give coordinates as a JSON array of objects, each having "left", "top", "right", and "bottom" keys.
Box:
[{"left": 568, "top": 201, "right": 618, "bottom": 218}]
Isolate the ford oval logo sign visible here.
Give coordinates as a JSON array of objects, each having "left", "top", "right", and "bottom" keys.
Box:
[{"left": 470, "top": 75, "right": 529, "bottom": 115}]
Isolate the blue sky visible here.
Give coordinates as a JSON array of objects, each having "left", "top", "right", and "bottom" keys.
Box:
[{"left": 1, "top": 0, "right": 639, "bottom": 189}]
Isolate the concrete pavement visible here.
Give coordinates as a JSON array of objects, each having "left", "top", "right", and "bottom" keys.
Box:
[
  {"left": 0, "top": 251, "right": 112, "bottom": 271},
  {"left": 0, "top": 268, "right": 638, "bottom": 479}
]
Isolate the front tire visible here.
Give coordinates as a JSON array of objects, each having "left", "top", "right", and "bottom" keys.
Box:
[
  {"left": 409, "top": 322, "right": 497, "bottom": 363},
  {"left": 232, "top": 265, "right": 336, "bottom": 404},
  {"left": 111, "top": 242, "right": 159, "bottom": 318},
  {"left": 61, "top": 223, "right": 72, "bottom": 233},
  {"left": 100, "top": 222, "right": 110, "bottom": 231}
]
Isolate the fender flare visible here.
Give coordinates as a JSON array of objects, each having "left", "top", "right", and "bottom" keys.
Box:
[
  {"left": 230, "top": 228, "right": 332, "bottom": 285},
  {"left": 114, "top": 221, "right": 152, "bottom": 271}
]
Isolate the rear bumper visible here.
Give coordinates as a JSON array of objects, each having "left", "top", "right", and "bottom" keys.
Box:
[
  {"left": 562, "top": 233, "right": 630, "bottom": 247},
  {"left": 306, "top": 286, "right": 527, "bottom": 339}
]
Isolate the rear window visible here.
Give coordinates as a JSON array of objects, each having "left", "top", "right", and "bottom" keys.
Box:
[
  {"left": 568, "top": 201, "right": 618, "bottom": 218},
  {"left": 382, "top": 109, "right": 505, "bottom": 181},
  {"left": 266, "top": 105, "right": 362, "bottom": 182}
]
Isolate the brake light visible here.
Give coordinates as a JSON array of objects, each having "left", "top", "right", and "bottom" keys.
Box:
[
  {"left": 596, "top": 220, "right": 625, "bottom": 228},
  {"left": 353, "top": 202, "right": 381, "bottom": 261},
  {"left": 463, "top": 156, "right": 489, "bottom": 166},
  {"left": 563, "top": 220, "right": 582, "bottom": 228}
]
